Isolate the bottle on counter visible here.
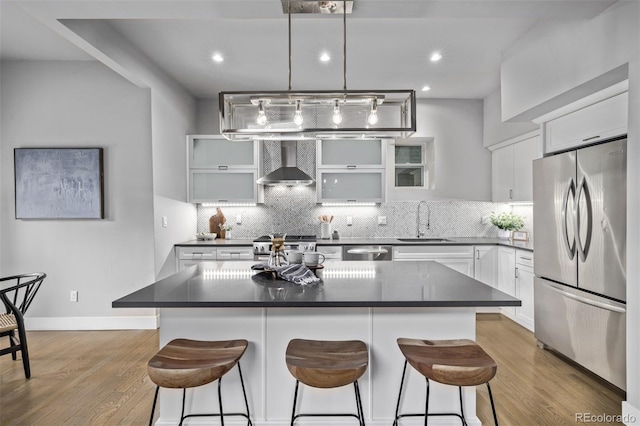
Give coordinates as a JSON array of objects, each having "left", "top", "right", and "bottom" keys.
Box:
[{"left": 332, "top": 230, "right": 340, "bottom": 240}]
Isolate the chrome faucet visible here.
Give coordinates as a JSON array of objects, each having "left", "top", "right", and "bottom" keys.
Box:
[{"left": 416, "top": 201, "right": 430, "bottom": 237}]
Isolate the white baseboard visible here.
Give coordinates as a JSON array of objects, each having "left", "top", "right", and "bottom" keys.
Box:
[
  {"left": 25, "top": 315, "right": 159, "bottom": 330},
  {"left": 623, "top": 401, "right": 640, "bottom": 425}
]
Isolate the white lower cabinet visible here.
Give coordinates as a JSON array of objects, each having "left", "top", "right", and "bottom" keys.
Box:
[
  {"left": 497, "top": 247, "right": 516, "bottom": 317},
  {"left": 392, "top": 245, "right": 474, "bottom": 277},
  {"left": 474, "top": 246, "right": 499, "bottom": 313},
  {"left": 497, "top": 246, "right": 535, "bottom": 331},
  {"left": 176, "top": 246, "right": 253, "bottom": 271},
  {"left": 514, "top": 250, "right": 535, "bottom": 331}
]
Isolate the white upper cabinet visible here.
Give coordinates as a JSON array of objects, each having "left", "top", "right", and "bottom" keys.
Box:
[
  {"left": 189, "top": 136, "right": 258, "bottom": 168},
  {"left": 316, "top": 139, "right": 387, "bottom": 203},
  {"left": 187, "top": 135, "right": 262, "bottom": 204},
  {"left": 317, "top": 139, "right": 385, "bottom": 168},
  {"left": 544, "top": 92, "right": 628, "bottom": 154},
  {"left": 491, "top": 132, "right": 541, "bottom": 202}
]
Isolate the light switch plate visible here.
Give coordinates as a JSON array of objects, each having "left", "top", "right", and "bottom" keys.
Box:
[
  {"left": 346, "top": 216, "right": 353, "bottom": 226},
  {"left": 162, "top": 216, "right": 168, "bottom": 228},
  {"left": 378, "top": 216, "right": 387, "bottom": 225},
  {"left": 236, "top": 214, "right": 242, "bottom": 224}
]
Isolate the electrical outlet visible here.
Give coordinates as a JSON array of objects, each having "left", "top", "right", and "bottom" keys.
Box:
[
  {"left": 378, "top": 216, "right": 387, "bottom": 225},
  {"left": 346, "top": 216, "right": 353, "bottom": 226},
  {"left": 70, "top": 291, "right": 78, "bottom": 302},
  {"left": 162, "top": 216, "right": 168, "bottom": 228},
  {"left": 236, "top": 214, "right": 242, "bottom": 225},
  {"left": 481, "top": 215, "right": 490, "bottom": 225}
]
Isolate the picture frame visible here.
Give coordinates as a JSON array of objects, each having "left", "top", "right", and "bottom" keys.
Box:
[
  {"left": 14, "top": 148, "right": 104, "bottom": 219},
  {"left": 512, "top": 230, "right": 529, "bottom": 241}
]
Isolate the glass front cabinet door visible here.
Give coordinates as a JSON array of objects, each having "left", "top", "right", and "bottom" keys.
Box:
[
  {"left": 316, "top": 139, "right": 387, "bottom": 203},
  {"left": 187, "top": 135, "right": 262, "bottom": 203}
]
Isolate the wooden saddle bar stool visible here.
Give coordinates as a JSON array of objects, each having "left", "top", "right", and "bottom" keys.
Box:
[
  {"left": 147, "top": 338, "right": 252, "bottom": 426},
  {"left": 393, "top": 338, "right": 499, "bottom": 426},
  {"left": 0, "top": 272, "right": 47, "bottom": 379},
  {"left": 285, "top": 338, "right": 369, "bottom": 425}
]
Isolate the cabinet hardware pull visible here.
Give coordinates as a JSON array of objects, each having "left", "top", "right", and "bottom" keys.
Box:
[
  {"left": 509, "top": 189, "right": 513, "bottom": 199},
  {"left": 582, "top": 135, "right": 600, "bottom": 142},
  {"left": 218, "top": 199, "right": 228, "bottom": 203},
  {"left": 218, "top": 165, "right": 228, "bottom": 170},
  {"left": 347, "top": 200, "right": 357, "bottom": 202},
  {"left": 515, "top": 267, "right": 519, "bottom": 278},
  {"left": 347, "top": 165, "right": 357, "bottom": 169},
  {"left": 519, "top": 256, "right": 532, "bottom": 261},
  {"left": 476, "top": 250, "right": 480, "bottom": 259}
]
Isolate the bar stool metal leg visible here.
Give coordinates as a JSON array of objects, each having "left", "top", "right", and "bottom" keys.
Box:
[
  {"left": 290, "top": 380, "right": 300, "bottom": 426},
  {"left": 237, "top": 363, "right": 252, "bottom": 426},
  {"left": 149, "top": 386, "right": 160, "bottom": 426},
  {"left": 487, "top": 382, "right": 499, "bottom": 426},
  {"left": 393, "top": 360, "right": 409, "bottom": 426},
  {"left": 218, "top": 377, "right": 225, "bottom": 426}
]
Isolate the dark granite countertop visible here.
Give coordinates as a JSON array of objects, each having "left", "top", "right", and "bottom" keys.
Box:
[
  {"left": 113, "top": 260, "right": 521, "bottom": 309},
  {"left": 175, "top": 237, "right": 534, "bottom": 251}
]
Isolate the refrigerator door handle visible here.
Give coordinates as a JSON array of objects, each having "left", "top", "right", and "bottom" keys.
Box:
[
  {"left": 575, "top": 176, "right": 593, "bottom": 262},
  {"left": 561, "top": 178, "right": 576, "bottom": 259},
  {"left": 541, "top": 280, "right": 626, "bottom": 314}
]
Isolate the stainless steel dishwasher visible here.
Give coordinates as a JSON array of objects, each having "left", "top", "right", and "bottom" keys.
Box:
[{"left": 343, "top": 245, "right": 392, "bottom": 261}]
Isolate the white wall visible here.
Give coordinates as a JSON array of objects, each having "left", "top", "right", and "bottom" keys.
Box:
[
  {"left": 501, "top": 2, "right": 637, "bottom": 121},
  {"left": 60, "top": 19, "right": 198, "bottom": 280},
  {"left": 499, "top": 1, "right": 640, "bottom": 419},
  {"left": 0, "top": 60, "right": 156, "bottom": 327},
  {"left": 195, "top": 98, "right": 220, "bottom": 134},
  {"left": 483, "top": 87, "right": 538, "bottom": 147},
  {"left": 387, "top": 99, "right": 491, "bottom": 201}
]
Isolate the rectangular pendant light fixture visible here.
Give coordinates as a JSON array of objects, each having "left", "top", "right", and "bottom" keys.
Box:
[{"left": 219, "top": 89, "right": 416, "bottom": 141}]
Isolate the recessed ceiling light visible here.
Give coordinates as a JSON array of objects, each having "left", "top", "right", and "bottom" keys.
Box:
[
  {"left": 430, "top": 52, "right": 442, "bottom": 62},
  {"left": 320, "top": 52, "right": 331, "bottom": 62},
  {"left": 212, "top": 53, "right": 224, "bottom": 63},
  {"left": 421, "top": 85, "right": 431, "bottom": 92}
]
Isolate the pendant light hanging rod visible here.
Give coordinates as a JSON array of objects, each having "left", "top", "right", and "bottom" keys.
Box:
[
  {"left": 288, "top": 0, "right": 292, "bottom": 91},
  {"left": 343, "top": 0, "right": 347, "bottom": 91}
]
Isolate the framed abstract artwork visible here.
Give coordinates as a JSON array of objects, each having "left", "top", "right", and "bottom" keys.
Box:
[{"left": 14, "top": 148, "right": 104, "bottom": 219}]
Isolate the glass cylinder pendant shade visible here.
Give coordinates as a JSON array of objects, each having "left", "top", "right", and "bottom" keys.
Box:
[{"left": 219, "top": 90, "right": 416, "bottom": 141}]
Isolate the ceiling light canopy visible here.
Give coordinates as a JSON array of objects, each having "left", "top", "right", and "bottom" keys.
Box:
[{"left": 219, "top": 1, "right": 416, "bottom": 141}]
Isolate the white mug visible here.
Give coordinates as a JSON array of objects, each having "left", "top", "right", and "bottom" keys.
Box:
[
  {"left": 303, "top": 252, "right": 326, "bottom": 267},
  {"left": 287, "top": 250, "right": 303, "bottom": 264}
]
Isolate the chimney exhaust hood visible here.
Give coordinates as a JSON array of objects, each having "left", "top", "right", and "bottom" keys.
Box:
[{"left": 257, "top": 141, "right": 314, "bottom": 186}]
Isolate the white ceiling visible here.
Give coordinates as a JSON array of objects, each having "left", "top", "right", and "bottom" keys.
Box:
[{"left": 0, "top": 0, "right": 618, "bottom": 99}]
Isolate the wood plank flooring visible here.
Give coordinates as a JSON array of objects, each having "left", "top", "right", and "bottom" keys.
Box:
[{"left": 0, "top": 315, "right": 623, "bottom": 425}]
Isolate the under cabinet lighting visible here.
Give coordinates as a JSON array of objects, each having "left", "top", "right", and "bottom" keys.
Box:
[
  {"left": 203, "top": 269, "right": 255, "bottom": 279},
  {"left": 200, "top": 203, "right": 257, "bottom": 207},
  {"left": 323, "top": 268, "right": 376, "bottom": 279},
  {"left": 321, "top": 202, "right": 377, "bottom": 207}
]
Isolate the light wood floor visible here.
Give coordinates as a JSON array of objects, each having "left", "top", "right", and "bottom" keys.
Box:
[{"left": 0, "top": 315, "right": 623, "bottom": 425}]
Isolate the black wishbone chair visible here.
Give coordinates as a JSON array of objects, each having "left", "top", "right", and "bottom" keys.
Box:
[{"left": 0, "top": 272, "right": 47, "bottom": 378}]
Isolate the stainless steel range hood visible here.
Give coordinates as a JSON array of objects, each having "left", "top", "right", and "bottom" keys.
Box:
[{"left": 257, "top": 141, "right": 314, "bottom": 186}]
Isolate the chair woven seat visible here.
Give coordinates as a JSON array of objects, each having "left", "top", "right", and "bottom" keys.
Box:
[{"left": 0, "top": 313, "right": 17, "bottom": 333}]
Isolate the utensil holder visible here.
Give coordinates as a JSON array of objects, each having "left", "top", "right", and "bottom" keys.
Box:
[{"left": 321, "top": 223, "right": 331, "bottom": 239}]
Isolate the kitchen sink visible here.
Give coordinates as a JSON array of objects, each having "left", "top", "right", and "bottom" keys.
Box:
[{"left": 397, "top": 238, "right": 452, "bottom": 243}]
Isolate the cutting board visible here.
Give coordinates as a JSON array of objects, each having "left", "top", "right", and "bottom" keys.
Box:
[{"left": 209, "top": 208, "right": 226, "bottom": 238}]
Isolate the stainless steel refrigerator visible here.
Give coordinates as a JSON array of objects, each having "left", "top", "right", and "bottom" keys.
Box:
[{"left": 533, "top": 137, "right": 626, "bottom": 390}]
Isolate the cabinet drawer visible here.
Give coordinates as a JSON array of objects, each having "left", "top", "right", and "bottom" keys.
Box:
[
  {"left": 393, "top": 245, "right": 474, "bottom": 260},
  {"left": 177, "top": 247, "right": 217, "bottom": 260},
  {"left": 515, "top": 250, "right": 534, "bottom": 269},
  {"left": 317, "top": 246, "right": 343, "bottom": 261},
  {"left": 216, "top": 247, "right": 253, "bottom": 260}
]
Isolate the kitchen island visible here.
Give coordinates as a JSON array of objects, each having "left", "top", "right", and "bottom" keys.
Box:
[{"left": 114, "top": 261, "right": 519, "bottom": 426}]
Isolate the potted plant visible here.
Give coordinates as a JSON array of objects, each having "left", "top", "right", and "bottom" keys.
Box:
[
  {"left": 490, "top": 211, "right": 524, "bottom": 239},
  {"left": 219, "top": 222, "right": 233, "bottom": 239}
]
